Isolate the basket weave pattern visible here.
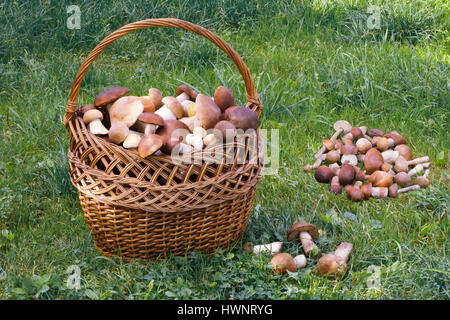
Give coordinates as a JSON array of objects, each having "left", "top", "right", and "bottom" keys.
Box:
[{"left": 64, "top": 18, "right": 263, "bottom": 260}]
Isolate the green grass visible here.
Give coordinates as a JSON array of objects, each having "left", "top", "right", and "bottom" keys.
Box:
[{"left": 0, "top": 0, "right": 448, "bottom": 299}]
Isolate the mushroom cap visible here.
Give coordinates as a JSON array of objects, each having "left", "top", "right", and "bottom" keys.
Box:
[
  {"left": 333, "top": 120, "right": 352, "bottom": 133},
  {"left": 108, "top": 122, "right": 130, "bottom": 144},
  {"left": 109, "top": 97, "right": 144, "bottom": 127},
  {"left": 138, "top": 112, "right": 164, "bottom": 126},
  {"left": 367, "top": 128, "right": 385, "bottom": 137},
  {"left": 316, "top": 254, "right": 348, "bottom": 276},
  {"left": 394, "top": 144, "right": 412, "bottom": 161},
  {"left": 356, "top": 138, "right": 372, "bottom": 154},
  {"left": 394, "top": 155, "right": 408, "bottom": 173},
  {"left": 287, "top": 222, "right": 320, "bottom": 242},
  {"left": 326, "top": 150, "right": 340, "bottom": 164},
  {"left": 140, "top": 96, "right": 156, "bottom": 113},
  {"left": 341, "top": 145, "right": 357, "bottom": 155},
  {"left": 354, "top": 167, "right": 367, "bottom": 181},
  {"left": 342, "top": 138, "right": 354, "bottom": 146},
  {"left": 80, "top": 104, "right": 96, "bottom": 116},
  {"left": 388, "top": 183, "right": 399, "bottom": 198},
  {"left": 148, "top": 88, "right": 164, "bottom": 110},
  {"left": 339, "top": 164, "right": 355, "bottom": 186},
  {"left": 322, "top": 139, "right": 335, "bottom": 151},
  {"left": 351, "top": 127, "right": 363, "bottom": 140},
  {"left": 384, "top": 132, "right": 406, "bottom": 146},
  {"left": 162, "top": 96, "right": 185, "bottom": 119},
  {"left": 137, "top": 134, "right": 164, "bottom": 158},
  {"left": 369, "top": 170, "right": 393, "bottom": 187},
  {"left": 83, "top": 109, "right": 103, "bottom": 123},
  {"left": 346, "top": 186, "right": 363, "bottom": 202},
  {"left": 222, "top": 105, "right": 259, "bottom": 131},
  {"left": 176, "top": 84, "right": 198, "bottom": 100},
  {"left": 364, "top": 148, "right": 383, "bottom": 174},
  {"left": 314, "top": 166, "right": 334, "bottom": 183},
  {"left": 376, "top": 137, "right": 389, "bottom": 152},
  {"left": 270, "top": 253, "right": 296, "bottom": 275},
  {"left": 214, "top": 86, "right": 235, "bottom": 112},
  {"left": 94, "top": 87, "right": 130, "bottom": 107},
  {"left": 213, "top": 120, "right": 237, "bottom": 141},
  {"left": 415, "top": 176, "right": 430, "bottom": 188},
  {"left": 194, "top": 94, "right": 222, "bottom": 129},
  {"left": 155, "top": 120, "right": 190, "bottom": 154},
  {"left": 394, "top": 172, "right": 412, "bottom": 187},
  {"left": 361, "top": 182, "right": 372, "bottom": 200}
]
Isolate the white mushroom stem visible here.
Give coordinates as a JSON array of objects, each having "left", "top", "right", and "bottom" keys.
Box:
[
  {"left": 423, "top": 169, "right": 430, "bottom": 178},
  {"left": 313, "top": 154, "right": 326, "bottom": 169},
  {"left": 299, "top": 231, "right": 318, "bottom": 256},
  {"left": 407, "top": 156, "right": 429, "bottom": 166},
  {"left": 203, "top": 133, "right": 217, "bottom": 147},
  {"left": 154, "top": 105, "right": 177, "bottom": 121},
  {"left": 293, "top": 255, "right": 307, "bottom": 269},
  {"left": 176, "top": 92, "right": 190, "bottom": 103},
  {"left": 186, "top": 133, "right": 204, "bottom": 151},
  {"left": 88, "top": 119, "right": 109, "bottom": 135},
  {"left": 180, "top": 99, "right": 193, "bottom": 116},
  {"left": 382, "top": 150, "right": 399, "bottom": 163},
  {"left": 398, "top": 184, "right": 420, "bottom": 194},
  {"left": 372, "top": 187, "right": 388, "bottom": 198},
  {"left": 408, "top": 162, "right": 431, "bottom": 176},
  {"left": 334, "top": 242, "right": 353, "bottom": 263},
  {"left": 122, "top": 131, "right": 143, "bottom": 149},
  {"left": 252, "top": 242, "right": 283, "bottom": 255}
]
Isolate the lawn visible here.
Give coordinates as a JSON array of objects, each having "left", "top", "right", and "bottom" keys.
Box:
[{"left": 0, "top": 0, "right": 448, "bottom": 300}]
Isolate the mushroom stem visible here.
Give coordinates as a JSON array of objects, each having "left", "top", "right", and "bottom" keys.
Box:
[
  {"left": 154, "top": 105, "right": 177, "bottom": 121},
  {"left": 314, "top": 129, "right": 342, "bottom": 159},
  {"left": 252, "top": 242, "right": 283, "bottom": 255},
  {"left": 407, "top": 156, "right": 429, "bottom": 166},
  {"left": 371, "top": 187, "right": 388, "bottom": 198},
  {"left": 312, "top": 154, "right": 326, "bottom": 169},
  {"left": 88, "top": 119, "right": 109, "bottom": 135},
  {"left": 176, "top": 92, "right": 190, "bottom": 103},
  {"left": 299, "top": 231, "right": 321, "bottom": 257},
  {"left": 408, "top": 162, "right": 431, "bottom": 176},
  {"left": 293, "top": 255, "right": 307, "bottom": 269},
  {"left": 398, "top": 184, "right": 420, "bottom": 194},
  {"left": 334, "top": 242, "right": 354, "bottom": 263}
]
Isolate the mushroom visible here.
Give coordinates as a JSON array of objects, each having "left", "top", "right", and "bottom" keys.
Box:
[
  {"left": 339, "top": 164, "right": 355, "bottom": 186},
  {"left": 388, "top": 183, "right": 399, "bottom": 198},
  {"left": 407, "top": 156, "right": 429, "bottom": 166},
  {"left": 376, "top": 137, "right": 389, "bottom": 152},
  {"left": 271, "top": 253, "right": 296, "bottom": 275},
  {"left": 346, "top": 186, "right": 363, "bottom": 202},
  {"left": 213, "top": 86, "right": 235, "bottom": 112},
  {"left": 394, "top": 144, "right": 412, "bottom": 161},
  {"left": 394, "top": 172, "right": 411, "bottom": 187},
  {"left": 109, "top": 97, "right": 144, "bottom": 128},
  {"left": 322, "top": 139, "right": 335, "bottom": 151},
  {"left": 367, "top": 128, "right": 385, "bottom": 137},
  {"left": 381, "top": 163, "right": 392, "bottom": 172},
  {"left": 94, "top": 86, "right": 130, "bottom": 107},
  {"left": 394, "top": 155, "right": 408, "bottom": 173},
  {"left": 398, "top": 184, "right": 421, "bottom": 194},
  {"left": 147, "top": 88, "right": 164, "bottom": 110},
  {"left": 384, "top": 132, "right": 406, "bottom": 146},
  {"left": 137, "top": 133, "right": 164, "bottom": 158},
  {"left": 329, "top": 163, "right": 340, "bottom": 176},
  {"left": 175, "top": 84, "right": 198, "bottom": 103},
  {"left": 354, "top": 167, "right": 367, "bottom": 181},
  {"left": 415, "top": 171, "right": 430, "bottom": 189},
  {"left": 315, "top": 166, "right": 334, "bottom": 183},
  {"left": 193, "top": 94, "right": 223, "bottom": 130},
  {"left": 155, "top": 120, "right": 190, "bottom": 155},
  {"left": 122, "top": 130, "right": 143, "bottom": 149},
  {"left": 326, "top": 150, "right": 340, "bottom": 164},
  {"left": 185, "top": 133, "right": 204, "bottom": 151},
  {"left": 316, "top": 242, "right": 354, "bottom": 277},
  {"left": 351, "top": 127, "right": 363, "bottom": 140},
  {"left": 287, "top": 222, "right": 321, "bottom": 258},
  {"left": 312, "top": 154, "right": 326, "bottom": 169},
  {"left": 293, "top": 254, "right": 307, "bottom": 269},
  {"left": 83, "top": 109, "right": 109, "bottom": 135},
  {"left": 214, "top": 120, "right": 237, "bottom": 143},
  {"left": 222, "top": 105, "right": 259, "bottom": 131},
  {"left": 356, "top": 138, "right": 372, "bottom": 154},
  {"left": 361, "top": 182, "right": 372, "bottom": 200},
  {"left": 381, "top": 150, "right": 399, "bottom": 164},
  {"left": 341, "top": 145, "right": 357, "bottom": 155},
  {"left": 180, "top": 100, "right": 195, "bottom": 117},
  {"left": 329, "top": 176, "right": 342, "bottom": 194},
  {"left": 133, "top": 112, "right": 165, "bottom": 135},
  {"left": 108, "top": 121, "right": 129, "bottom": 144},
  {"left": 314, "top": 120, "right": 351, "bottom": 159},
  {"left": 203, "top": 133, "right": 217, "bottom": 147},
  {"left": 364, "top": 148, "right": 383, "bottom": 174},
  {"left": 179, "top": 116, "right": 202, "bottom": 132},
  {"left": 371, "top": 187, "right": 389, "bottom": 198},
  {"left": 155, "top": 96, "right": 185, "bottom": 121},
  {"left": 408, "top": 164, "right": 427, "bottom": 176},
  {"left": 341, "top": 154, "right": 358, "bottom": 166},
  {"left": 369, "top": 170, "right": 393, "bottom": 187},
  {"left": 79, "top": 104, "right": 96, "bottom": 116}
]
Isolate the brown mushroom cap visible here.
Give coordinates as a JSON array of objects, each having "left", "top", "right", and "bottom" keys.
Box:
[
  {"left": 155, "top": 120, "right": 190, "bottom": 154},
  {"left": 94, "top": 87, "right": 130, "bottom": 107},
  {"left": 415, "top": 176, "right": 430, "bottom": 188},
  {"left": 361, "top": 182, "right": 372, "bottom": 200},
  {"left": 137, "top": 134, "right": 164, "bottom": 158},
  {"left": 384, "top": 132, "right": 406, "bottom": 146},
  {"left": 367, "top": 128, "right": 385, "bottom": 137},
  {"left": 369, "top": 170, "right": 393, "bottom": 187},
  {"left": 316, "top": 254, "right": 347, "bottom": 276},
  {"left": 80, "top": 104, "right": 96, "bottom": 116},
  {"left": 322, "top": 139, "right": 335, "bottom": 151},
  {"left": 341, "top": 145, "right": 357, "bottom": 155},
  {"left": 138, "top": 112, "right": 164, "bottom": 126},
  {"left": 376, "top": 137, "right": 389, "bottom": 152},
  {"left": 394, "top": 144, "right": 412, "bottom": 161},
  {"left": 326, "top": 150, "right": 340, "bottom": 163},
  {"left": 333, "top": 120, "right": 352, "bottom": 133},
  {"left": 223, "top": 106, "right": 259, "bottom": 131},
  {"left": 271, "top": 253, "right": 296, "bottom": 275},
  {"left": 394, "top": 172, "right": 412, "bottom": 187},
  {"left": 109, "top": 97, "right": 144, "bottom": 127},
  {"left": 351, "top": 127, "right": 363, "bottom": 140},
  {"left": 148, "top": 88, "right": 164, "bottom": 110},
  {"left": 354, "top": 167, "right": 367, "bottom": 182},
  {"left": 339, "top": 164, "right": 355, "bottom": 186},
  {"left": 356, "top": 138, "right": 372, "bottom": 154},
  {"left": 394, "top": 155, "right": 409, "bottom": 173},
  {"left": 315, "top": 166, "right": 334, "bottom": 183},
  {"left": 388, "top": 183, "right": 399, "bottom": 198},
  {"left": 162, "top": 96, "right": 185, "bottom": 119},
  {"left": 364, "top": 148, "right": 383, "bottom": 174},
  {"left": 214, "top": 86, "right": 235, "bottom": 112},
  {"left": 287, "top": 222, "right": 320, "bottom": 242},
  {"left": 83, "top": 109, "right": 103, "bottom": 123},
  {"left": 194, "top": 94, "right": 222, "bottom": 129},
  {"left": 213, "top": 120, "right": 237, "bottom": 141},
  {"left": 346, "top": 186, "right": 363, "bottom": 202},
  {"left": 176, "top": 84, "right": 198, "bottom": 100},
  {"left": 108, "top": 122, "right": 129, "bottom": 144}
]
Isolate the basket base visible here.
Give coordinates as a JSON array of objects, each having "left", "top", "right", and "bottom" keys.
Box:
[{"left": 78, "top": 188, "right": 256, "bottom": 260}]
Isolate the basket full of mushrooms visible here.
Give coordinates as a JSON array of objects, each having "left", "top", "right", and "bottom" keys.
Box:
[{"left": 63, "top": 19, "right": 264, "bottom": 260}]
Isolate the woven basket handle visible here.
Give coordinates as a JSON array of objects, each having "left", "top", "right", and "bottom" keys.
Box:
[{"left": 64, "top": 18, "right": 262, "bottom": 126}]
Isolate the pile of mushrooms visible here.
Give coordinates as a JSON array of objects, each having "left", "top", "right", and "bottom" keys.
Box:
[
  {"left": 80, "top": 85, "right": 260, "bottom": 158},
  {"left": 243, "top": 222, "right": 354, "bottom": 277},
  {"left": 304, "top": 120, "right": 432, "bottom": 202}
]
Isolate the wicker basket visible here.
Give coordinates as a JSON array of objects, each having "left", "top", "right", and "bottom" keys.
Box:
[{"left": 63, "top": 18, "right": 264, "bottom": 260}]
